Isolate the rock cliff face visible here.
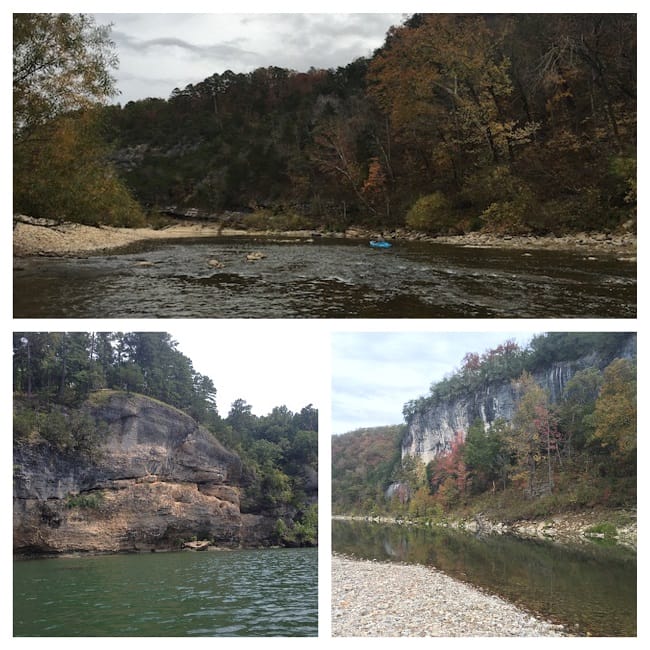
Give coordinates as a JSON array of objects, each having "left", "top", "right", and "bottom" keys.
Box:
[
  {"left": 402, "top": 336, "right": 636, "bottom": 465},
  {"left": 13, "top": 392, "right": 275, "bottom": 554}
]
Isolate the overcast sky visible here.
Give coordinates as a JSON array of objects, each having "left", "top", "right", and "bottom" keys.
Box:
[
  {"left": 162, "top": 326, "right": 538, "bottom": 429},
  {"left": 331, "top": 330, "right": 538, "bottom": 435},
  {"left": 88, "top": 5, "right": 634, "bottom": 105},
  {"left": 92, "top": 11, "right": 405, "bottom": 104},
  {"left": 169, "top": 322, "right": 326, "bottom": 418}
]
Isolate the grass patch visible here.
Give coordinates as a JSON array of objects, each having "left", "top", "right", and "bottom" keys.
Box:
[
  {"left": 66, "top": 492, "right": 104, "bottom": 509},
  {"left": 585, "top": 522, "right": 618, "bottom": 538}
]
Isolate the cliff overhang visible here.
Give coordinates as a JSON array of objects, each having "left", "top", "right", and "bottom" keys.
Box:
[{"left": 13, "top": 392, "right": 278, "bottom": 554}]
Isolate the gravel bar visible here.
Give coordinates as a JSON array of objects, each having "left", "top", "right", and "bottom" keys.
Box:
[{"left": 332, "top": 554, "right": 568, "bottom": 637}]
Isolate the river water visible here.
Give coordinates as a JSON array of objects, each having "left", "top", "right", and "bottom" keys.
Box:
[
  {"left": 13, "top": 237, "right": 635, "bottom": 318},
  {"left": 13, "top": 547, "right": 317, "bottom": 637},
  {"left": 332, "top": 519, "right": 636, "bottom": 637}
]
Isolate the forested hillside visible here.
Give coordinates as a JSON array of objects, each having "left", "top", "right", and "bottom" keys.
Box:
[
  {"left": 13, "top": 332, "right": 318, "bottom": 546},
  {"left": 332, "top": 333, "right": 636, "bottom": 523},
  {"left": 14, "top": 14, "right": 636, "bottom": 236},
  {"left": 103, "top": 14, "right": 636, "bottom": 234},
  {"left": 332, "top": 425, "right": 404, "bottom": 514}
]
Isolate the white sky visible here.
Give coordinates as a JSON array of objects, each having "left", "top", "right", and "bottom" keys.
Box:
[
  {"left": 169, "top": 321, "right": 327, "bottom": 417},
  {"left": 331, "top": 330, "right": 538, "bottom": 434},
  {"left": 92, "top": 10, "right": 405, "bottom": 104},
  {"left": 170, "top": 326, "right": 536, "bottom": 428}
]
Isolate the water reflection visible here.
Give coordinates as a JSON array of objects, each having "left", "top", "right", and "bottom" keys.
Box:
[{"left": 332, "top": 519, "right": 636, "bottom": 636}]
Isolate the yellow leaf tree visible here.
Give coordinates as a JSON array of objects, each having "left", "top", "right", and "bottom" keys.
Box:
[{"left": 591, "top": 358, "right": 636, "bottom": 467}]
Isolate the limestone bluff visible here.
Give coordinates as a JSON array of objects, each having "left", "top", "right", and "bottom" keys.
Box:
[
  {"left": 13, "top": 391, "right": 294, "bottom": 554},
  {"left": 402, "top": 334, "right": 637, "bottom": 465}
]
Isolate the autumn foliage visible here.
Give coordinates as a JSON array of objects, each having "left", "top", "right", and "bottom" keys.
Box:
[
  {"left": 333, "top": 334, "right": 636, "bottom": 518},
  {"left": 14, "top": 14, "right": 636, "bottom": 233}
]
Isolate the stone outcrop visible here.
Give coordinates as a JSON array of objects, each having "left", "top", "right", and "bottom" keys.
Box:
[
  {"left": 402, "top": 335, "right": 637, "bottom": 464},
  {"left": 13, "top": 391, "right": 275, "bottom": 554}
]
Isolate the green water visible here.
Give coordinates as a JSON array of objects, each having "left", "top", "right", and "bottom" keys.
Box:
[
  {"left": 332, "top": 519, "right": 636, "bottom": 637},
  {"left": 14, "top": 547, "right": 317, "bottom": 637}
]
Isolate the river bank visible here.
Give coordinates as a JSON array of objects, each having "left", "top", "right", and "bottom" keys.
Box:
[
  {"left": 13, "top": 215, "right": 637, "bottom": 259},
  {"left": 331, "top": 554, "right": 569, "bottom": 636},
  {"left": 333, "top": 506, "right": 637, "bottom": 551}
]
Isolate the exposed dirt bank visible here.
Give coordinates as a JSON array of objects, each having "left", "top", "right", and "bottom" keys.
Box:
[{"left": 13, "top": 216, "right": 636, "bottom": 259}]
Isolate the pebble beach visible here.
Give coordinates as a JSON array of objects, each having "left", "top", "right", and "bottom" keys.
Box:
[{"left": 331, "top": 554, "right": 568, "bottom": 637}]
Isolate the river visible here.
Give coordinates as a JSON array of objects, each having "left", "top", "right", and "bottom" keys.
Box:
[
  {"left": 13, "top": 237, "right": 635, "bottom": 318},
  {"left": 332, "top": 519, "right": 636, "bottom": 637},
  {"left": 13, "top": 547, "right": 317, "bottom": 637}
]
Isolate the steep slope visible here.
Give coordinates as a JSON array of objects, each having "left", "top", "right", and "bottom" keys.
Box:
[
  {"left": 332, "top": 426, "right": 404, "bottom": 514},
  {"left": 13, "top": 391, "right": 277, "bottom": 554},
  {"left": 402, "top": 335, "right": 637, "bottom": 464}
]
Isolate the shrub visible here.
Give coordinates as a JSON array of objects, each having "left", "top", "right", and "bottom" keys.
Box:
[
  {"left": 405, "top": 192, "right": 453, "bottom": 233},
  {"left": 14, "top": 113, "right": 146, "bottom": 227},
  {"left": 245, "top": 209, "right": 313, "bottom": 231},
  {"left": 609, "top": 155, "right": 637, "bottom": 206},
  {"left": 66, "top": 492, "right": 104, "bottom": 509},
  {"left": 13, "top": 407, "right": 41, "bottom": 440},
  {"left": 479, "top": 200, "right": 529, "bottom": 235}
]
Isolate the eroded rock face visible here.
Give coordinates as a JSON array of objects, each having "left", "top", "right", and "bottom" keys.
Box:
[
  {"left": 13, "top": 392, "right": 252, "bottom": 554},
  {"left": 403, "top": 337, "right": 636, "bottom": 464}
]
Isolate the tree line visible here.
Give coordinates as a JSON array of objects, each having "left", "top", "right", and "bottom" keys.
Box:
[
  {"left": 332, "top": 332, "right": 636, "bottom": 519},
  {"left": 403, "top": 332, "right": 634, "bottom": 423},
  {"left": 14, "top": 13, "right": 636, "bottom": 236},
  {"left": 13, "top": 332, "right": 318, "bottom": 546}
]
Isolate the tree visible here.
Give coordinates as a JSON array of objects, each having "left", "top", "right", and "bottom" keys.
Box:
[
  {"left": 13, "top": 14, "right": 144, "bottom": 225},
  {"left": 510, "top": 372, "right": 551, "bottom": 496},
  {"left": 368, "top": 15, "right": 538, "bottom": 190},
  {"left": 13, "top": 13, "right": 118, "bottom": 137},
  {"left": 227, "top": 398, "right": 255, "bottom": 443},
  {"left": 590, "top": 358, "right": 636, "bottom": 468},
  {"left": 558, "top": 367, "right": 602, "bottom": 456},
  {"left": 427, "top": 431, "right": 468, "bottom": 508},
  {"left": 310, "top": 101, "right": 371, "bottom": 214},
  {"left": 463, "top": 418, "right": 510, "bottom": 493},
  {"left": 362, "top": 157, "right": 391, "bottom": 222},
  {"left": 14, "top": 110, "right": 145, "bottom": 225}
]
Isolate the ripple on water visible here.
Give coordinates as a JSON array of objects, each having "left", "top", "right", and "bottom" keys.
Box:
[
  {"left": 13, "top": 238, "right": 636, "bottom": 318},
  {"left": 14, "top": 548, "right": 317, "bottom": 637}
]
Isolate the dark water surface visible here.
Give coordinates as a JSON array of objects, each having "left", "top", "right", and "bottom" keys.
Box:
[
  {"left": 13, "top": 237, "right": 636, "bottom": 318},
  {"left": 332, "top": 519, "right": 636, "bottom": 637},
  {"left": 13, "top": 547, "right": 317, "bottom": 637}
]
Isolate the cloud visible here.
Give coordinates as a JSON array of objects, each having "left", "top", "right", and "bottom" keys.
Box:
[
  {"left": 114, "top": 30, "right": 260, "bottom": 64},
  {"left": 95, "top": 13, "right": 404, "bottom": 102},
  {"left": 331, "top": 331, "right": 536, "bottom": 435}
]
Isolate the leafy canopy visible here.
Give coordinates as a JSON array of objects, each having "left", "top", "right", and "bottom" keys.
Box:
[{"left": 13, "top": 13, "right": 118, "bottom": 137}]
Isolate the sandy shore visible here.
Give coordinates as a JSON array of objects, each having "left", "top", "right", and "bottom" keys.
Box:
[
  {"left": 331, "top": 554, "right": 569, "bottom": 637},
  {"left": 12, "top": 219, "right": 294, "bottom": 258},
  {"left": 13, "top": 217, "right": 637, "bottom": 259}
]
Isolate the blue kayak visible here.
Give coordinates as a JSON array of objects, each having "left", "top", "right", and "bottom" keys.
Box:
[{"left": 369, "top": 240, "right": 392, "bottom": 249}]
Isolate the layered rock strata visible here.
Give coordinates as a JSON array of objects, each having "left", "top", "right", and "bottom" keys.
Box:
[{"left": 13, "top": 392, "right": 271, "bottom": 554}]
